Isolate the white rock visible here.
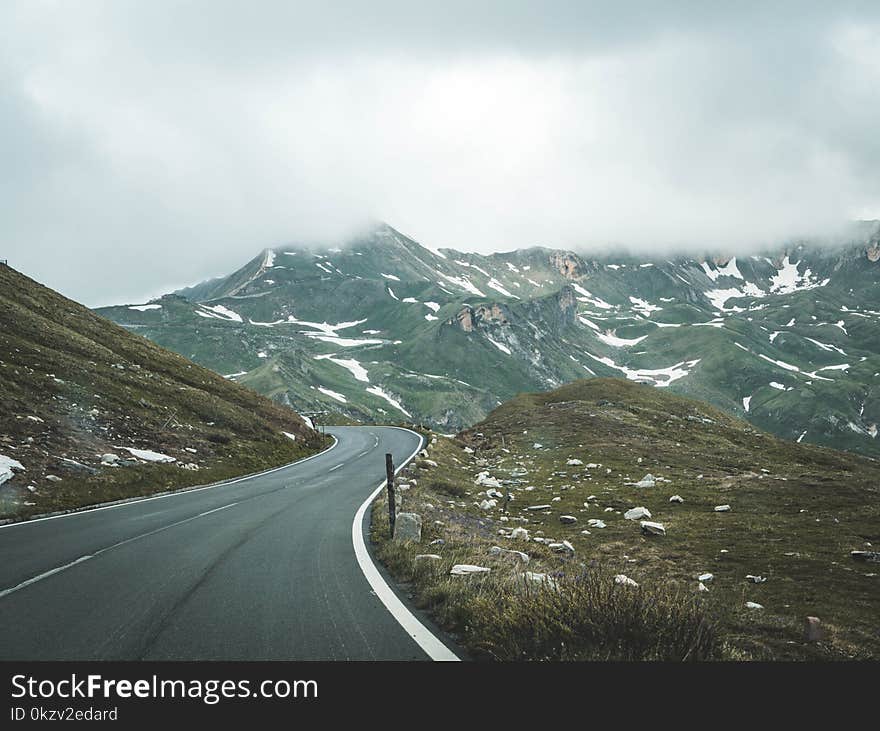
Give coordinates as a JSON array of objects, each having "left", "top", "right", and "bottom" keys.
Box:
[
  {"left": 478, "top": 499, "right": 497, "bottom": 511},
  {"left": 614, "top": 574, "right": 639, "bottom": 588},
  {"left": 640, "top": 521, "right": 666, "bottom": 536},
  {"left": 524, "top": 572, "right": 557, "bottom": 588},
  {"left": 697, "top": 582, "right": 710, "bottom": 593},
  {"left": 746, "top": 575, "right": 768, "bottom": 584},
  {"left": 510, "top": 527, "right": 530, "bottom": 541},
  {"left": 450, "top": 564, "right": 491, "bottom": 576},
  {"left": 463, "top": 446, "right": 474, "bottom": 454},
  {"left": 559, "top": 515, "right": 578, "bottom": 524},
  {"left": 526, "top": 504, "right": 551, "bottom": 511},
  {"left": 624, "top": 506, "right": 652, "bottom": 521},
  {"left": 548, "top": 540, "right": 575, "bottom": 555},
  {"left": 698, "top": 573, "right": 714, "bottom": 582},
  {"left": 635, "top": 474, "right": 655, "bottom": 488},
  {"left": 714, "top": 504, "right": 731, "bottom": 512},
  {"left": 745, "top": 601, "right": 764, "bottom": 610},
  {"left": 0, "top": 455, "right": 26, "bottom": 486},
  {"left": 566, "top": 458, "right": 584, "bottom": 466},
  {"left": 393, "top": 512, "right": 422, "bottom": 542},
  {"left": 124, "top": 447, "right": 176, "bottom": 464},
  {"left": 100, "top": 453, "right": 120, "bottom": 465},
  {"left": 489, "top": 546, "right": 530, "bottom": 563},
  {"left": 414, "top": 554, "right": 441, "bottom": 562},
  {"left": 587, "top": 519, "right": 606, "bottom": 528},
  {"left": 669, "top": 495, "right": 684, "bottom": 503}
]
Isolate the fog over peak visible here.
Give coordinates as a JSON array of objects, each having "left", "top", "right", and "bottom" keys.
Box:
[{"left": 2, "top": 1, "right": 880, "bottom": 306}]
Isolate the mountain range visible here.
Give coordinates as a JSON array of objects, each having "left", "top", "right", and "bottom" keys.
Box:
[{"left": 97, "top": 221, "right": 880, "bottom": 458}]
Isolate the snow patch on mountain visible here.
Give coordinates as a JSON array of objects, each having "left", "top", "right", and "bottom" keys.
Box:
[
  {"left": 366, "top": 386, "right": 411, "bottom": 416},
  {"left": 314, "top": 354, "right": 370, "bottom": 382},
  {"left": 317, "top": 386, "right": 347, "bottom": 403},
  {"left": 129, "top": 304, "right": 162, "bottom": 312}
]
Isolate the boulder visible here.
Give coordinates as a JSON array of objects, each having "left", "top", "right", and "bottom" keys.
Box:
[
  {"left": 559, "top": 515, "right": 578, "bottom": 524},
  {"left": 635, "top": 474, "right": 655, "bottom": 488},
  {"left": 510, "top": 527, "right": 530, "bottom": 541},
  {"left": 566, "top": 458, "right": 584, "bottom": 466},
  {"left": 100, "top": 453, "right": 120, "bottom": 465},
  {"left": 698, "top": 573, "right": 714, "bottom": 582},
  {"left": 669, "top": 495, "right": 684, "bottom": 504},
  {"left": 640, "top": 521, "right": 666, "bottom": 536},
  {"left": 587, "top": 519, "right": 606, "bottom": 528},
  {"left": 746, "top": 574, "right": 767, "bottom": 583},
  {"left": 489, "top": 546, "right": 529, "bottom": 564},
  {"left": 450, "top": 564, "right": 490, "bottom": 576},
  {"left": 624, "top": 506, "right": 651, "bottom": 521},
  {"left": 393, "top": 512, "right": 422, "bottom": 542},
  {"left": 804, "top": 616, "right": 824, "bottom": 642},
  {"left": 614, "top": 574, "right": 639, "bottom": 588},
  {"left": 414, "top": 554, "right": 441, "bottom": 562},
  {"left": 714, "top": 504, "right": 731, "bottom": 512},
  {"left": 745, "top": 601, "right": 764, "bottom": 610}
]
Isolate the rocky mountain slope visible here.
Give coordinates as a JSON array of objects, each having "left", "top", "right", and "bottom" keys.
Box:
[
  {"left": 373, "top": 378, "right": 880, "bottom": 660},
  {"left": 0, "top": 264, "right": 320, "bottom": 519},
  {"left": 97, "top": 221, "right": 880, "bottom": 457}
]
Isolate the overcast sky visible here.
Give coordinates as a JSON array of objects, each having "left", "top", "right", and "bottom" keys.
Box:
[{"left": 2, "top": 1, "right": 880, "bottom": 306}]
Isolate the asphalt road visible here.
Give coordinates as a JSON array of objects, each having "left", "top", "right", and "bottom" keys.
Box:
[{"left": 0, "top": 426, "right": 445, "bottom": 660}]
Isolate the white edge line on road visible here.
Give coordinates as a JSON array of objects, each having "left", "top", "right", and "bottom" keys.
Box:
[
  {"left": 0, "top": 437, "right": 338, "bottom": 531},
  {"left": 351, "top": 427, "right": 460, "bottom": 662}
]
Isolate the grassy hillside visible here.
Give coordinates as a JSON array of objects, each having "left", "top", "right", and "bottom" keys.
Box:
[
  {"left": 0, "top": 264, "right": 321, "bottom": 520},
  {"left": 371, "top": 378, "right": 880, "bottom": 660}
]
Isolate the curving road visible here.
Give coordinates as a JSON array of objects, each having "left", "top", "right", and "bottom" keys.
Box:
[{"left": 0, "top": 426, "right": 455, "bottom": 661}]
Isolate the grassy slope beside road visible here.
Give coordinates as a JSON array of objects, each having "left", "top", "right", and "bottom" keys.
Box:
[
  {"left": 371, "top": 378, "right": 880, "bottom": 660},
  {"left": 0, "top": 265, "right": 321, "bottom": 520}
]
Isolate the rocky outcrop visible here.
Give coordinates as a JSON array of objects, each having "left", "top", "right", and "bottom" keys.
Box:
[
  {"left": 549, "top": 251, "right": 588, "bottom": 280},
  {"left": 450, "top": 303, "right": 510, "bottom": 333}
]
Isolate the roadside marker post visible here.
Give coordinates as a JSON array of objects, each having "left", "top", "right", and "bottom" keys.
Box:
[{"left": 385, "top": 453, "right": 396, "bottom": 536}]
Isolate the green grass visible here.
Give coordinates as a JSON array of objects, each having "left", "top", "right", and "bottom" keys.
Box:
[
  {"left": 370, "top": 378, "right": 880, "bottom": 660},
  {"left": 0, "top": 264, "right": 322, "bottom": 519}
]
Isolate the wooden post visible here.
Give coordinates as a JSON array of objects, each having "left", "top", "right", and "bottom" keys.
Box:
[{"left": 385, "top": 453, "right": 396, "bottom": 536}]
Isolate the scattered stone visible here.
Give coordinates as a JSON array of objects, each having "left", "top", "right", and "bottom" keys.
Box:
[
  {"left": 509, "top": 527, "right": 530, "bottom": 541},
  {"left": 714, "top": 504, "right": 731, "bottom": 512},
  {"left": 450, "top": 564, "right": 491, "bottom": 576},
  {"left": 393, "top": 512, "right": 422, "bottom": 542},
  {"left": 478, "top": 499, "right": 497, "bottom": 511},
  {"left": 746, "top": 574, "right": 768, "bottom": 584},
  {"left": 580, "top": 530, "right": 591, "bottom": 536},
  {"left": 669, "top": 495, "right": 684, "bottom": 503},
  {"left": 640, "top": 521, "right": 666, "bottom": 536},
  {"left": 559, "top": 515, "right": 578, "bottom": 524},
  {"left": 614, "top": 574, "right": 639, "bottom": 588},
  {"left": 45, "top": 474, "right": 62, "bottom": 482},
  {"left": 489, "top": 546, "right": 529, "bottom": 564},
  {"left": 635, "top": 474, "right": 655, "bottom": 488},
  {"left": 697, "top": 582, "right": 709, "bottom": 593},
  {"left": 548, "top": 540, "right": 575, "bottom": 555},
  {"left": 587, "top": 519, "right": 606, "bottom": 529},
  {"left": 566, "top": 458, "right": 584, "bottom": 466},
  {"left": 524, "top": 572, "right": 557, "bottom": 588},
  {"left": 429, "top": 539, "right": 445, "bottom": 546},
  {"left": 698, "top": 573, "right": 714, "bottom": 582},
  {"left": 804, "top": 616, "right": 823, "bottom": 642},
  {"left": 745, "top": 601, "right": 764, "bottom": 610},
  {"left": 100, "top": 453, "right": 120, "bottom": 465},
  {"left": 624, "top": 506, "right": 651, "bottom": 521},
  {"left": 526, "top": 504, "right": 551, "bottom": 511}
]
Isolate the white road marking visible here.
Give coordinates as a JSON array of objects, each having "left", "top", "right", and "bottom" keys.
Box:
[
  {"left": 0, "top": 502, "right": 241, "bottom": 600},
  {"left": 197, "top": 502, "right": 238, "bottom": 517},
  {"left": 328, "top": 463, "right": 345, "bottom": 473},
  {"left": 351, "top": 427, "right": 460, "bottom": 662},
  {"left": 0, "top": 438, "right": 338, "bottom": 531}
]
